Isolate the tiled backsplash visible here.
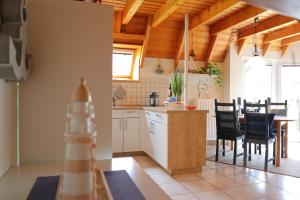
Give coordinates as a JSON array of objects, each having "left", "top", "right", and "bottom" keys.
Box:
[{"left": 112, "top": 77, "right": 170, "bottom": 106}]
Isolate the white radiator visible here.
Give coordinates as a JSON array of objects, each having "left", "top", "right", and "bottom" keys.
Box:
[{"left": 197, "top": 99, "right": 216, "bottom": 141}]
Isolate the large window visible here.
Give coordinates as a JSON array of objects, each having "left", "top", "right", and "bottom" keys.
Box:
[
  {"left": 113, "top": 49, "right": 135, "bottom": 78},
  {"left": 112, "top": 44, "right": 141, "bottom": 81},
  {"left": 243, "top": 59, "right": 274, "bottom": 101}
]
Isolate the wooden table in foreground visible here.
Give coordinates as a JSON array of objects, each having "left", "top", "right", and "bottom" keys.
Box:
[
  {"left": 98, "top": 157, "right": 171, "bottom": 200},
  {"left": 239, "top": 115, "right": 296, "bottom": 167}
]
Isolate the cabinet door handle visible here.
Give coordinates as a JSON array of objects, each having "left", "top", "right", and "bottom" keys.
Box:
[{"left": 126, "top": 111, "right": 137, "bottom": 114}]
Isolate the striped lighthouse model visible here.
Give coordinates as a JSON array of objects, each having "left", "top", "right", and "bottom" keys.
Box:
[{"left": 56, "top": 78, "right": 100, "bottom": 200}]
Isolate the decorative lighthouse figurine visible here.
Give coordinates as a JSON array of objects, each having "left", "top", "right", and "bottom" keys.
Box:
[{"left": 56, "top": 78, "right": 108, "bottom": 200}]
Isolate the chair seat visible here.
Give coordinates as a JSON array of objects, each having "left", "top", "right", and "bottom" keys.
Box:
[{"left": 246, "top": 137, "right": 275, "bottom": 144}]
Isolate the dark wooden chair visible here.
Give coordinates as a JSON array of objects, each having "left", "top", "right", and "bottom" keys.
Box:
[
  {"left": 243, "top": 100, "right": 276, "bottom": 171},
  {"left": 270, "top": 100, "right": 288, "bottom": 158},
  {"left": 215, "top": 99, "right": 244, "bottom": 165}
]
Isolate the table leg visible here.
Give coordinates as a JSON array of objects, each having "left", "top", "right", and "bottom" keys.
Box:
[
  {"left": 275, "top": 121, "right": 281, "bottom": 167},
  {"left": 284, "top": 122, "right": 288, "bottom": 158}
]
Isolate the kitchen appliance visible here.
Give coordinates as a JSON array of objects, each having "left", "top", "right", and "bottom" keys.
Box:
[{"left": 149, "top": 92, "right": 159, "bottom": 106}]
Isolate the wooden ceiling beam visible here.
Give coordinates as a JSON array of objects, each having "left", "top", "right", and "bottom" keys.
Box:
[
  {"left": 237, "top": 38, "right": 247, "bottom": 55},
  {"left": 204, "top": 35, "right": 218, "bottom": 63},
  {"left": 122, "top": 0, "right": 144, "bottom": 24},
  {"left": 263, "top": 23, "right": 300, "bottom": 44},
  {"left": 238, "top": 15, "right": 296, "bottom": 40},
  {"left": 282, "top": 35, "right": 300, "bottom": 46},
  {"left": 114, "top": 11, "right": 123, "bottom": 33},
  {"left": 174, "top": 28, "right": 184, "bottom": 67},
  {"left": 113, "top": 32, "right": 145, "bottom": 42},
  {"left": 242, "top": 0, "right": 300, "bottom": 20},
  {"left": 210, "top": 6, "right": 265, "bottom": 35},
  {"left": 140, "top": 16, "right": 152, "bottom": 68},
  {"left": 190, "top": 0, "right": 242, "bottom": 31},
  {"left": 262, "top": 43, "right": 271, "bottom": 56},
  {"left": 152, "top": 0, "right": 186, "bottom": 27},
  {"left": 281, "top": 45, "right": 289, "bottom": 57}
]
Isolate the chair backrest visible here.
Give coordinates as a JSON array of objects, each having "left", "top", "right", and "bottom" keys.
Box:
[
  {"left": 215, "top": 99, "right": 240, "bottom": 137},
  {"left": 270, "top": 100, "right": 288, "bottom": 116},
  {"left": 244, "top": 100, "right": 275, "bottom": 140},
  {"left": 241, "top": 100, "right": 261, "bottom": 114}
]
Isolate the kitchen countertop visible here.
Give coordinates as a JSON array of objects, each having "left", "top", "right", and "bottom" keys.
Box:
[
  {"left": 143, "top": 106, "right": 209, "bottom": 113},
  {"left": 112, "top": 105, "right": 144, "bottom": 110}
]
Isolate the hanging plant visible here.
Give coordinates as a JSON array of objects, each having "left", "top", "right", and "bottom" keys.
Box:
[{"left": 205, "top": 62, "right": 223, "bottom": 88}]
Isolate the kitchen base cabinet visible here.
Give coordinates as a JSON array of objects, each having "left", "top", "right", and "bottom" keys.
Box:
[
  {"left": 112, "top": 110, "right": 140, "bottom": 153},
  {"left": 112, "top": 118, "right": 123, "bottom": 153},
  {"left": 124, "top": 118, "right": 140, "bottom": 152},
  {"left": 144, "top": 108, "right": 208, "bottom": 175}
]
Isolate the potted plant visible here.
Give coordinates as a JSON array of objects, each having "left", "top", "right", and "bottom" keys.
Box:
[
  {"left": 171, "top": 70, "right": 183, "bottom": 102},
  {"left": 205, "top": 62, "right": 223, "bottom": 88}
]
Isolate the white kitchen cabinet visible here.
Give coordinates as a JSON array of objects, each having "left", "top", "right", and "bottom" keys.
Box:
[
  {"left": 145, "top": 112, "right": 168, "bottom": 168},
  {"left": 112, "top": 118, "right": 123, "bottom": 153},
  {"left": 123, "top": 118, "right": 140, "bottom": 152},
  {"left": 112, "top": 109, "right": 140, "bottom": 153},
  {"left": 140, "top": 111, "right": 151, "bottom": 154}
]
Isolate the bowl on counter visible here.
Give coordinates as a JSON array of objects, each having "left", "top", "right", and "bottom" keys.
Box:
[{"left": 184, "top": 105, "right": 197, "bottom": 110}]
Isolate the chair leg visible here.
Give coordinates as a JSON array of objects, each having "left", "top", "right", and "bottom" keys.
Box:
[
  {"left": 244, "top": 140, "right": 247, "bottom": 167},
  {"left": 215, "top": 138, "right": 219, "bottom": 162},
  {"left": 265, "top": 143, "right": 269, "bottom": 171},
  {"left": 233, "top": 139, "right": 237, "bottom": 165},
  {"left": 281, "top": 132, "right": 284, "bottom": 158},
  {"left": 254, "top": 143, "right": 257, "bottom": 154},
  {"left": 273, "top": 141, "right": 276, "bottom": 165},
  {"left": 222, "top": 139, "right": 225, "bottom": 156},
  {"left": 259, "top": 144, "right": 262, "bottom": 155},
  {"left": 248, "top": 143, "right": 252, "bottom": 161}
]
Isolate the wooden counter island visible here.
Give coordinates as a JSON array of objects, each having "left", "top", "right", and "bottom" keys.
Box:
[{"left": 142, "top": 107, "right": 208, "bottom": 175}]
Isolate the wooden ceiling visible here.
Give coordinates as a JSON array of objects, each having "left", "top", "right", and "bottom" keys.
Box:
[{"left": 102, "top": 0, "right": 300, "bottom": 64}]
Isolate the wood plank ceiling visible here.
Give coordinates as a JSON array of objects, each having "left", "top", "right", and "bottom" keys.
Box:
[{"left": 102, "top": 0, "right": 300, "bottom": 64}]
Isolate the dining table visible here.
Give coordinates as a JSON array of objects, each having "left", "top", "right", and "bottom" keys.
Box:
[{"left": 239, "top": 115, "right": 297, "bottom": 167}]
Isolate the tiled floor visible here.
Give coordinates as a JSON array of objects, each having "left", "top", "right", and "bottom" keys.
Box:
[
  {"left": 133, "top": 156, "right": 300, "bottom": 200},
  {"left": 206, "top": 140, "right": 300, "bottom": 177}
]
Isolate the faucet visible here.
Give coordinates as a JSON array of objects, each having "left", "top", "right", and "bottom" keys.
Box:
[{"left": 112, "top": 96, "right": 118, "bottom": 107}]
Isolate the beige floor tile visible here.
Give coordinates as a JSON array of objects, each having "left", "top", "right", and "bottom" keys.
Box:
[
  {"left": 222, "top": 186, "right": 263, "bottom": 200},
  {"left": 170, "top": 194, "right": 199, "bottom": 200},
  {"left": 150, "top": 173, "right": 177, "bottom": 185},
  {"left": 244, "top": 182, "right": 287, "bottom": 197},
  {"left": 160, "top": 182, "right": 190, "bottom": 196},
  {"left": 228, "top": 174, "right": 263, "bottom": 185},
  {"left": 204, "top": 176, "right": 241, "bottom": 189},
  {"left": 256, "top": 193, "right": 300, "bottom": 200},
  {"left": 196, "top": 168, "right": 224, "bottom": 180},
  {"left": 215, "top": 166, "right": 246, "bottom": 176},
  {"left": 174, "top": 173, "right": 202, "bottom": 182},
  {"left": 194, "top": 190, "right": 233, "bottom": 200},
  {"left": 180, "top": 179, "right": 215, "bottom": 193}
]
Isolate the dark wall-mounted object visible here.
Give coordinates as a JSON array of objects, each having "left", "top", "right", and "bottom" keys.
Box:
[{"left": 0, "top": 0, "right": 31, "bottom": 81}]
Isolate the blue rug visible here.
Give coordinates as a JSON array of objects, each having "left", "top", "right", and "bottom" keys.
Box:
[
  {"left": 27, "top": 170, "right": 145, "bottom": 200},
  {"left": 104, "top": 170, "right": 145, "bottom": 200},
  {"left": 26, "top": 175, "right": 59, "bottom": 200}
]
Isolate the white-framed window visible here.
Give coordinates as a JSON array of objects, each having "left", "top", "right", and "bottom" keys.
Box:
[
  {"left": 112, "top": 44, "right": 141, "bottom": 81},
  {"left": 242, "top": 57, "right": 275, "bottom": 102}
]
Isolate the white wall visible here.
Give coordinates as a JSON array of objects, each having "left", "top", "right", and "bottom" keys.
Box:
[
  {"left": 141, "top": 57, "right": 222, "bottom": 102},
  {"left": 20, "top": 0, "right": 113, "bottom": 164},
  {"left": 0, "top": 81, "right": 16, "bottom": 177}
]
